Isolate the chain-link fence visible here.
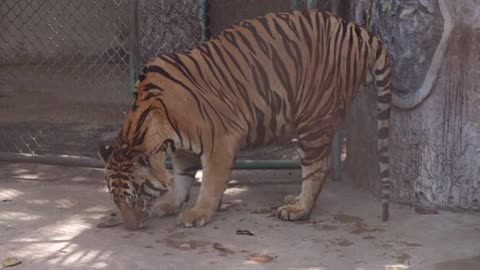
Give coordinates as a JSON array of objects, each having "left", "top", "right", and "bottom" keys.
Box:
[
  {"left": 0, "top": 0, "right": 336, "bottom": 165},
  {"left": 0, "top": 0, "right": 132, "bottom": 159}
]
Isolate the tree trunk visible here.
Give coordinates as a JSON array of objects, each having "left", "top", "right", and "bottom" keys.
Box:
[{"left": 344, "top": 0, "right": 480, "bottom": 210}]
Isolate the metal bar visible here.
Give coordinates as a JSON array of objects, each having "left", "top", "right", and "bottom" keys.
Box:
[
  {"left": 291, "top": 0, "right": 302, "bottom": 9},
  {"left": 0, "top": 153, "right": 301, "bottom": 170},
  {"left": 129, "top": 0, "right": 140, "bottom": 95},
  {"left": 235, "top": 160, "right": 301, "bottom": 170},
  {"left": 0, "top": 153, "right": 104, "bottom": 169},
  {"left": 199, "top": 0, "right": 208, "bottom": 42},
  {"left": 307, "top": 0, "right": 317, "bottom": 9},
  {"left": 332, "top": 131, "right": 342, "bottom": 181}
]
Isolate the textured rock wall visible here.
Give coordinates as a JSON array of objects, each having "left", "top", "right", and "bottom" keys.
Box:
[{"left": 344, "top": 0, "right": 480, "bottom": 210}]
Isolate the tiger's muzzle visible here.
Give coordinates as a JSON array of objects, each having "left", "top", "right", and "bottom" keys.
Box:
[{"left": 115, "top": 200, "right": 151, "bottom": 230}]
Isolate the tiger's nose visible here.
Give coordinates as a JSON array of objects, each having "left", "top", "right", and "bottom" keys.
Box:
[{"left": 117, "top": 205, "right": 146, "bottom": 230}]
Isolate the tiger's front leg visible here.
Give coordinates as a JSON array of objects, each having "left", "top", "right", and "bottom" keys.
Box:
[
  {"left": 176, "top": 150, "right": 235, "bottom": 228},
  {"left": 155, "top": 150, "right": 200, "bottom": 216}
]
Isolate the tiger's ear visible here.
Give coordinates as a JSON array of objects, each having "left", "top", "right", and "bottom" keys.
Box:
[{"left": 98, "top": 144, "right": 114, "bottom": 163}]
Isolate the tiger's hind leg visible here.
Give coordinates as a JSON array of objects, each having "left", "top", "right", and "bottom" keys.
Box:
[{"left": 277, "top": 126, "right": 334, "bottom": 221}]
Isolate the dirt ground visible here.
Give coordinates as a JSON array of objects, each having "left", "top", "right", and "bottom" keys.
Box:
[{"left": 1, "top": 162, "right": 479, "bottom": 270}]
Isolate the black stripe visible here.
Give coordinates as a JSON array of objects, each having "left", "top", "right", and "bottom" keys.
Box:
[
  {"left": 376, "top": 47, "right": 382, "bottom": 60},
  {"left": 144, "top": 179, "right": 167, "bottom": 193},
  {"left": 222, "top": 31, "right": 251, "bottom": 71},
  {"left": 301, "top": 166, "right": 326, "bottom": 180},
  {"left": 250, "top": 56, "right": 271, "bottom": 103},
  {"left": 241, "top": 21, "right": 270, "bottom": 55},
  {"left": 222, "top": 43, "right": 248, "bottom": 79},
  {"left": 377, "top": 107, "right": 391, "bottom": 120},
  {"left": 298, "top": 16, "right": 312, "bottom": 53},
  {"left": 378, "top": 93, "right": 392, "bottom": 103},
  {"left": 147, "top": 65, "right": 204, "bottom": 118},
  {"left": 143, "top": 82, "right": 163, "bottom": 91},
  {"left": 235, "top": 29, "right": 255, "bottom": 53},
  {"left": 196, "top": 128, "right": 204, "bottom": 156},
  {"left": 157, "top": 98, "right": 184, "bottom": 146},
  {"left": 132, "top": 182, "right": 140, "bottom": 191},
  {"left": 135, "top": 105, "right": 153, "bottom": 128},
  {"left": 110, "top": 173, "right": 130, "bottom": 180},
  {"left": 377, "top": 127, "right": 389, "bottom": 138},
  {"left": 256, "top": 16, "right": 274, "bottom": 37},
  {"left": 380, "top": 170, "right": 390, "bottom": 178},
  {"left": 271, "top": 47, "right": 294, "bottom": 101},
  {"left": 376, "top": 76, "right": 391, "bottom": 88},
  {"left": 252, "top": 106, "right": 266, "bottom": 146},
  {"left": 375, "top": 62, "right": 390, "bottom": 75},
  {"left": 379, "top": 155, "right": 389, "bottom": 163}
]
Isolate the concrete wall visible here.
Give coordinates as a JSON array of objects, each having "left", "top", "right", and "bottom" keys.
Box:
[{"left": 344, "top": 0, "right": 480, "bottom": 210}]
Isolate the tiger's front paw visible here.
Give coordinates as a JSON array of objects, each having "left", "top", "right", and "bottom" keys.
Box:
[
  {"left": 283, "top": 194, "right": 299, "bottom": 204},
  {"left": 276, "top": 204, "right": 311, "bottom": 221},
  {"left": 176, "top": 207, "right": 212, "bottom": 228}
]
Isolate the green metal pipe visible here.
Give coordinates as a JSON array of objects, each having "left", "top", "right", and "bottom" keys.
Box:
[
  {"left": 233, "top": 159, "right": 300, "bottom": 170},
  {"left": 199, "top": 0, "right": 208, "bottom": 42},
  {"left": 165, "top": 159, "right": 300, "bottom": 170},
  {"left": 306, "top": 0, "right": 317, "bottom": 9},
  {"left": 291, "top": 0, "right": 301, "bottom": 9},
  {"left": 0, "top": 153, "right": 301, "bottom": 170},
  {"left": 332, "top": 131, "right": 342, "bottom": 180},
  {"left": 129, "top": 0, "right": 140, "bottom": 95}
]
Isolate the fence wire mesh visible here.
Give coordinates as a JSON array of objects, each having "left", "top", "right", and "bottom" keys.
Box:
[
  {"left": 0, "top": 0, "right": 335, "bottom": 163},
  {"left": 0, "top": 0, "right": 132, "bottom": 158}
]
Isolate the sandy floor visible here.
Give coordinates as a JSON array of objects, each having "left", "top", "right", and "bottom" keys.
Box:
[{"left": 1, "top": 162, "right": 479, "bottom": 270}]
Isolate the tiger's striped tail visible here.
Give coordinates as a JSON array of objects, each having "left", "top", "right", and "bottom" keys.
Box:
[{"left": 373, "top": 47, "right": 392, "bottom": 221}]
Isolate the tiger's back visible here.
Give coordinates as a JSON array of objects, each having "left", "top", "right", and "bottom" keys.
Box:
[{"left": 139, "top": 10, "right": 386, "bottom": 149}]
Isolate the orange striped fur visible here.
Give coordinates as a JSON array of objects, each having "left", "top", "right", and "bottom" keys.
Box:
[{"left": 99, "top": 10, "right": 392, "bottom": 229}]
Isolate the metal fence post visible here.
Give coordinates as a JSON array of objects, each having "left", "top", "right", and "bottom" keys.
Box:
[
  {"left": 307, "top": 0, "right": 317, "bottom": 9},
  {"left": 291, "top": 0, "right": 301, "bottom": 9},
  {"left": 332, "top": 131, "right": 342, "bottom": 180},
  {"left": 199, "top": 0, "right": 209, "bottom": 42},
  {"left": 129, "top": 0, "right": 140, "bottom": 95}
]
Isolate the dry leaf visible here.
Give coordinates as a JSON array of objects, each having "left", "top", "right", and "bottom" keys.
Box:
[
  {"left": 2, "top": 257, "right": 22, "bottom": 268},
  {"left": 236, "top": 229, "right": 255, "bottom": 236},
  {"left": 246, "top": 254, "right": 274, "bottom": 263}
]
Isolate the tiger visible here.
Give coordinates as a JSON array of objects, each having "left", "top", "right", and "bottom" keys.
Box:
[{"left": 98, "top": 9, "right": 392, "bottom": 230}]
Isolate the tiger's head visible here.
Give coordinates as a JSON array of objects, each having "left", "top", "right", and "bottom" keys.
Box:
[{"left": 98, "top": 143, "right": 172, "bottom": 230}]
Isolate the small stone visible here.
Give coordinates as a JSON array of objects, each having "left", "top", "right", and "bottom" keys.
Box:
[{"left": 179, "top": 243, "right": 191, "bottom": 249}]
